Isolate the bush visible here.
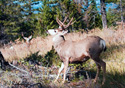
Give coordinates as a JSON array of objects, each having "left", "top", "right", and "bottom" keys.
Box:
[{"left": 23, "top": 47, "right": 60, "bottom": 67}]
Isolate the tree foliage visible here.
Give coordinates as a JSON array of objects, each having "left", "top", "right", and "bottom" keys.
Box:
[{"left": 0, "top": 0, "right": 123, "bottom": 42}]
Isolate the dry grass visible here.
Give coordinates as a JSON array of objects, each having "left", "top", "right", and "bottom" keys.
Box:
[{"left": 0, "top": 36, "right": 53, "bottom": 62}]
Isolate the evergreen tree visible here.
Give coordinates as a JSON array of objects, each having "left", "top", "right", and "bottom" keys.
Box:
[
  {"left": 83, "top": 0, "right": 102, "bottom": 29},
  {"left": 105, "top": 0, "right": 124, "bottom": 28},
  {"left": 36, "top": 0, "right": 56, "bottom": 35},
  {"left": 107, "top": 8, "right": 118, "bottom": 27},
  {"left": 0, "top": 0, "right": 24, "bottom": 41},
  {"left": 0, "top": 0, "right": 42, "bottom": 40},
  {"left": 50, "top": 0, "right": 84, "bottom": 31}
]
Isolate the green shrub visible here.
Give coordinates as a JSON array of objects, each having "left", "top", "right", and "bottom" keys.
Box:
[{"left": 22, "top": 47, "right": 61, "bottom": 67}]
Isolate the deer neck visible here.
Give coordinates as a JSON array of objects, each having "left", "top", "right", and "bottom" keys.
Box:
[{"left": 53, "top": 35, "right": 65, "bottom": 53}]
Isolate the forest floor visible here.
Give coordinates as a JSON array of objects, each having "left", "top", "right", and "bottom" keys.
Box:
[{"left": 0, "top": 62, "right": 103, "bottom": 88}]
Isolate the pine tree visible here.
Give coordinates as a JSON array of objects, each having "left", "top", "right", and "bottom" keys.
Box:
[
  {"left": 38, "top": 0, "right": 56, "bottom": 35},
  {"left": 105, "top": 0, "right": 124, "bottom": 29},
  {"left": 0, "top": 0, "right": 24, "bottom": 40},
  {"left": 0, "top": 0, "right": 42, "bottom": 40},
  {"left": 83, "top": 0, "right": 102, "bottom": 29},
  {"left": 50, "top": 0, "right": 84, "bottom": 31}
]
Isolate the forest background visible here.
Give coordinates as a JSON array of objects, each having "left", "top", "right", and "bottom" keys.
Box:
[{"left": 0, "top": 0, "right": 124, "bottom": 42}]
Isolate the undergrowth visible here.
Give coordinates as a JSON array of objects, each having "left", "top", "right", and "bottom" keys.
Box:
[{"left": 21, "top": 47, "right": 61, "bottom": 67}]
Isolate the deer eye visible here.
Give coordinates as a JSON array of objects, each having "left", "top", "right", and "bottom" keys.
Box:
[{"left": 54, "top": 30, "right": 57, "bottom": 33}]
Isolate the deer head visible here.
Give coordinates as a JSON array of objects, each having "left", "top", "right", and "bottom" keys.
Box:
[
  {"left": 22, "top": 32, "right": 32, "bottom": 44},
  {"left": 48, "top": 16, "right": 75, "bottom": 36}
]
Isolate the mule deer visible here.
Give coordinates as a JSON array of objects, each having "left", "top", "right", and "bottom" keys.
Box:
[{"left": 48, "top": 17, "right": 106, "bottom": 85}]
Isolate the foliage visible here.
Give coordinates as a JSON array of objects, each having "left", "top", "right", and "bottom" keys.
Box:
[
  {"left": 23, "top": 47, "right": 60, "bottom": 67},
  {"left": 84, "top": 0, "right": 102, "bottom": 29},
  {"left": 0, "top": 0, "right": 23, "bottom": 40},
  {"left": 0, "top": 0, "right": 122, "bottom": 41},
  {"left": 107, "top": 8, "right": 119, "bottom": 27},
  {"left": 0, "top": 0, "right": 109, "bottom": 42},
  {"left": 0, "top": 0, "right": 39, "bottom": 40},
  {"left": 41, "top": 47, "right": 60, "bottom": 67},
  {"left": 105, "top": 0, "right": 119, "bottom": 3}
]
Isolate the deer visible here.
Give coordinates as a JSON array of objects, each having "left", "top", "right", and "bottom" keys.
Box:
[
  {"left": 22, "top": 32, "right": 32, "bottom": 48},
  {"left": 47, "top": 16, "right": 106, "bottom": 85}
]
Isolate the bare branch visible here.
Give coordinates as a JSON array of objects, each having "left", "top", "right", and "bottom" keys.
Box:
[{"left": 9, "top": 63, "right": 29, "bottom": 74}]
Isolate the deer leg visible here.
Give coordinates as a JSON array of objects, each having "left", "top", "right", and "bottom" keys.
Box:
[
  {"left": 94, "top": 59, "right": 106, "bottom": 85},
  {"left": 62, "top": 59, "right": 69, "bottom": 83},
  {"left": 99, "top": 60, "right": 106, "bottom": 85},
  {"left": 94, "top": 62, "right": 101, "bottom": 83},
  {"left": 54, "top": 63, "right": 64, "bottom": 83}
]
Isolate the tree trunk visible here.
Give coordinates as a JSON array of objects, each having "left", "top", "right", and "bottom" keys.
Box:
[
  {"left": 100, "top": 0, "right": 107, "bottom": 29},
  {"left": 120, "top": 0, "right": 124, "bottom": 30}
]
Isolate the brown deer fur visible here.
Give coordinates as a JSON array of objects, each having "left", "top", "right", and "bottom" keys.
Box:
[{"left": 48, "top": 17, "right": 106, "bottom": 85}]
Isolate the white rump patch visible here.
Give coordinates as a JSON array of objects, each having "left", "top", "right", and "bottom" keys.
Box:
[
  {"left": 100, "top": 40, "right": 106, "bottom": 49},
  {"left": 84, "top": 51, "right": 89, "bottom": 56}
]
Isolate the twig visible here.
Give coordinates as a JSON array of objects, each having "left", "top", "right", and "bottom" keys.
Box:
[{"left": 9, "top": 63, "right": 29, "bottom": 74}]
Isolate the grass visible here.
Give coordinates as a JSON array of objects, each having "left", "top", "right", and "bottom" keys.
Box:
[
  {"left": 0, "top": 36, "right": 53, "bottom": 62},
  {"left": 0, "top": 25, "right": 125, "bottom": 88},
  {"left": 101, "top": 44, "right": 125, "bottom": 88}
]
